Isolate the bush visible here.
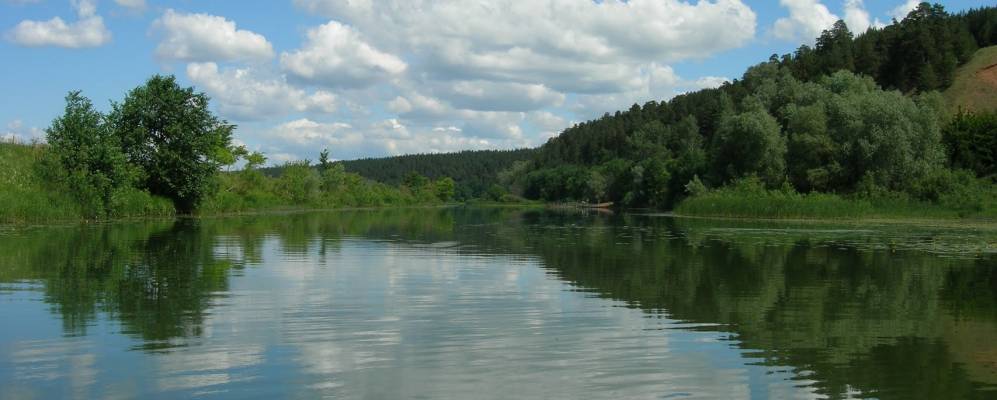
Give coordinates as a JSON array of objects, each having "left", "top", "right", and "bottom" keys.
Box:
[
  {"left": 943, "top": 110, "right": 997, "bottom": 179},
  {"left": 275, "top": 161, "right": 321, "bottom": 204},
  {"left": 45, "top": 92, "right": 133, "bottom": 218}
]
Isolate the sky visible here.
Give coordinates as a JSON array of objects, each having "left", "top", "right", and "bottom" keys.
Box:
[{"left": 0, "top": 0, "right": 986, "bottom": 163}]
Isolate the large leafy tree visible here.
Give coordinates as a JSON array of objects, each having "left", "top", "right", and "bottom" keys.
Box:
[
  {"left": 710, "top": 97, "right": 787, "bottom": 186},
  {"left": 45, "top": 91, "right": 132, "bottom": 217},
  {"left": 109, "top": 75, "right": 234, "bottom": 213}
]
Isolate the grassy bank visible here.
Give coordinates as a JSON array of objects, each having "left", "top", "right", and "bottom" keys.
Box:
[
  {"left": 0, "top": 142, "right": 452, "bottom": 224},
  {"left": 675, "top": 177, "right": 997, "bottom": 221},
  {"left": 1, "top": 142, "right": 77, "bottom": 223},
  {"left": 1, "top": 142, "right": 175, "bottom": 224}
]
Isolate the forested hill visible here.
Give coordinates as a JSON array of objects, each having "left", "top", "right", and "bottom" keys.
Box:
[
  {"left": 340, "top": 149, "right": 536, "bottom": 200},
  {"left": 779, "top": 4, "right": 994, "bottom": 93},
  {"left": 509, "top": 3, "right": 997, "bottom": 209}
]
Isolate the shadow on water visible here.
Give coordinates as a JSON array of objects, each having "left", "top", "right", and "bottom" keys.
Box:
[{"left": 1, "top": 207, "right": 995, "bottom": 398}]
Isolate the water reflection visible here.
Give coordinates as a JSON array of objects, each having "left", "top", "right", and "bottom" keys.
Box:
[
  {"left": 0, "top": 208, "right": 995, "bottom": 399},
  {"left": 517, "top": 213, "right": 997, "bottom": 399}
]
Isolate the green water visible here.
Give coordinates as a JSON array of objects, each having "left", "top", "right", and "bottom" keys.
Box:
[{"left": 1, "top": 208, "right": 995, "bottom": 399}]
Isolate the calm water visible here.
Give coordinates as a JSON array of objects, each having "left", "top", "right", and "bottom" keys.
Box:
[{"left": 1, "top": 208, "right": 996, "bottom": 399}]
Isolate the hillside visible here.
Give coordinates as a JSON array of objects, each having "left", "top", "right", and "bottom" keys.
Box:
[
  {"left": 340, "top": 149, "right": 536, "bottom": 200},
  {"left": 259, "top": 148, "right": 535, "bottom": 201},
  {"left": 945, "top": 45, "right": 997, "bottom": 113},
  {"left": 504, "top": 4, "right": 997, "bottom": 217}
]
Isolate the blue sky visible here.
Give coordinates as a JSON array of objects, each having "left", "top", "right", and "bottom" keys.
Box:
[{"left": 0, "top": 0, "right": 985, "bottom": 163}]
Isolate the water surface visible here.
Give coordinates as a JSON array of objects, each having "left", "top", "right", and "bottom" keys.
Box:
[{"left": 1, "top": 208, "right": 995, "bottom": 399}]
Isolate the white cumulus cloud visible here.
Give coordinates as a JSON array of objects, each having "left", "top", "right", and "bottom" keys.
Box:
[
  {"left": 272, "top": 119, "right": 358, "bottom": 146},
  {"left": 6, "top": 0, "right": 111, "bottom": 48},
  {"left": 153, "top": 9, "right": 274, "bottom": 62},
  {"left": 432, "top": 81, "right": 565, "bottom": 112},
  {"left": 131, "top": 0, "right": 766, "bottom": 161},
  {"left": 186, "top": 62, "right": 338, "bottom": 121},
  {"left": 772, "top": 0, "right": 839, "bottom": 43},
  {"left": 273, "top": 0, "right": 760, "bottom": 160},
  {"left": 292, "top": 0, "right": 756, "bottom": 94},
  {"left": 843, "top": 0, "right": 885, "bottom": 33},
  {"left": 889, "top": 0, "right": 921, "bottom": 21},
  {"left": 280, "top": 21, "right": 407, "bottom": 89}
]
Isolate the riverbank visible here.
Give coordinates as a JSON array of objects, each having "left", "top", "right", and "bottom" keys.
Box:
[
  {"left": 6, "top": 140, "right": 995, "bottom": 227},
  {"left": 673, "top": 180, "right": 997, "bottom": 223},
  {"left": 0, "top": 142, "right": 455, "bottom": 225},
  {"left": 0, "top": 142, "right": 173, "bottom": 224}
]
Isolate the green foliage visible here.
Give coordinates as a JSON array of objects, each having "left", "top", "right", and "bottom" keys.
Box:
[
  {"left": 515, "top": 66, "right": 955, "bottom": 211},
  {"left": 783, "top": 3, "right": 989, "bottom": 93},
  {"left": 199, "top": 149, "right": 455, "bottom": 214},
  {"left": 318, "top": 148, "right": 331, "bottom": 173},
  {"left": 0, "top": 92, "right": 175, "bottom": 222},
  {"left": 434, "top": 177, "right": 456, "bottom": 202},
  {"left": 907, "top": 168, "right": 989, "bottom": 214},
  {"left": 0, "top": 143, "right": 174, "bottom": 223},
  {"left": 333, "top": 149, "right": 536, "bottom": 200},
  {"left": 244, "top": 150, "right": 267, "bottom": 170},
  {"left": 677, "top": 177, "right": 871, "bottom": 220},
  {"left": 480, "top": 184, "right": 525, "bottom": 203},
  {"left": 403, "top": 171, "right": 430, "bottom": 190},
  {"left": 789, "top": 72, "right": 946, "bottom": 192},
  {"left": 109, "top": 75, "right": 235, "bottom": 213},
  {"left": 108, "top": 187, "right": 176, "bottom": 218},
  {"left": 943, "top": 110, "right": 997, "bottom": 179},
  {"left": 275, "top": 161, "right": 321, "bottom": 204},
  {"left": 678, "top": 173, "right": 996, "bottom": 220},
  {"left": 523, "top": 165, "right": 593, "bottom": 202},
  {"left": 510, "top": 47, "right": 992, "bottom": 220},
  {"left": 0, "top": 143, "right": 82, "bottom": 223},
  {"left": 711, "top": 98, "right": 786, "bottom": 186},
  {"left": 44, "top": 92, "right": 134, "bottom": 218},
  {"left": 320, "top": 162, "right": 349, "bottom": 192}
]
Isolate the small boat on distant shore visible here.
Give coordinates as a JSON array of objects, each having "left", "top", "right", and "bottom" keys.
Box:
[
  {"left": 547, "top": 202, "right": 615, "bottom": 210},
  {"left": 579, "top": 202, "right": 614, "bottom": 209}
]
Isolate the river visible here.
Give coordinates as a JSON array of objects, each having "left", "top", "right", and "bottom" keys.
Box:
[{"left": 1, "top": 208, "right": 995, "bottom": 399}]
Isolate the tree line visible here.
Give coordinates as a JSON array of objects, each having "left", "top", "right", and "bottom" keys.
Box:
[
  {"left": 506, "top": 3, "right": 996, "bottom": 214},
  {"left": 203, "top": 151, "right": 457, "bottom": 214},
  {"left": 336, "top": 149, "right": 536, "bottom": 201},
  {"left": 781, "top": 4, "right": 994, "bottom": 93},
  {"left": 261, "top": 148, "right": 537, "bottom": 202}
]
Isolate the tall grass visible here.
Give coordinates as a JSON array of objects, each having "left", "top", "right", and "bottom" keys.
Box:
[
  {"left": 1, "top": 142, "right": 82, "bottom": 223},
  {"left": 675, "top": 177, "right": 997, "bottom": 221},
  {"left": 198, "top": 170, "right": 443, "bottom": 215},
  {"left": 1, "top": 143, "right": 174, "bottom": 223},
  {"left": 676, "top": 186, "right": 873, "bottom": 220}
]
